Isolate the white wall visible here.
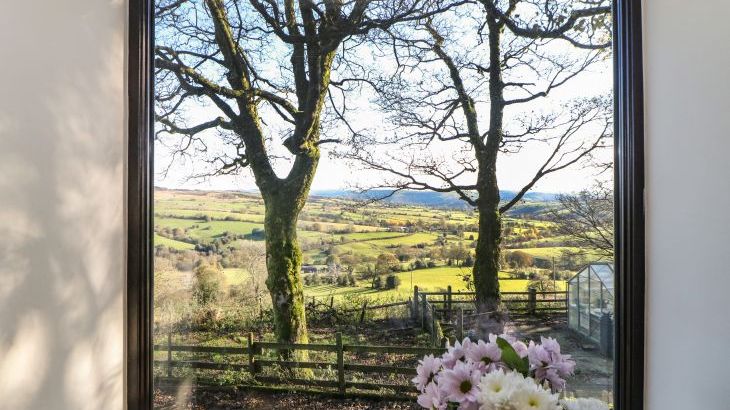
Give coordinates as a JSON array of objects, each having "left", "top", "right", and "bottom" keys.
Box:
[
  {"left": 643, "top": 0, "right": 730, "bottom": 409},
  {"left": 0, "top": 0, "right": 126, "bottom": 409}
]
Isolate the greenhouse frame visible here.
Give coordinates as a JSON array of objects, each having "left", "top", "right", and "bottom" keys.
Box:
[{"left": 567, "top": 263, "right": 615, "bottom": 355}]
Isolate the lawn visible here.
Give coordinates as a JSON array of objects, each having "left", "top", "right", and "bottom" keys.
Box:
[
  {"left": 154, "top": 234, "right": 195, "bottom": 250},
  {"left": 303, "top": 266, "right": 567, "bottom": 302},
  {"left": 156, "top": 217, "right": 263, "bottom": 243}
]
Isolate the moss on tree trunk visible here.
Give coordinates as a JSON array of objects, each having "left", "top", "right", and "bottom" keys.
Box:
[
  {"left": 473, "top": 205, "right": 502, "bottom": 309},
  {"left": 263, "top": 202, "right": 309, "bottom": 350},
  {"left": 471, "top": 187, "right": 505, "bottom": 334}
]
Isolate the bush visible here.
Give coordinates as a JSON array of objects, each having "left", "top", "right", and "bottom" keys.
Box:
[
  {"left": 336, "top": 274, "right": 349, "bottom": 287},
  {"left": 346, "top": 272, "right": 356, "bottom": 286},
  {"left": 463, "top": 254, "right": 474, "bottom": 267},
  {"left": 506, "top": 250, "right": 534, "bottom": 268},
  {"left": 373, "top": 275, "right": 383, "bottom": 289},
  {"left": 192, "top": 262, "right": 225, "bottom": 305},
  {"left": 427, "top": 260, "right": 437, "bottom": 268},
  {"left": 534, "top": 257, "right": 552, "bottom": 269},
  {"left": 385, "top": 274, "right": 401, "bottom": 290},
  {"left": 528, "top": 272, "right": 557, "bottom": 292}
]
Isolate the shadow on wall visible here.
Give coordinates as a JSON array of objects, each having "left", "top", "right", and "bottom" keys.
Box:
[{"left": 0, "top": 1, "right": 126, "bottom": 409}]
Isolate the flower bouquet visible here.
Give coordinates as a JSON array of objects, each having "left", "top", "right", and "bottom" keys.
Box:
[{"left": 412, "top": 335, "right": 609, "bottom": 410}]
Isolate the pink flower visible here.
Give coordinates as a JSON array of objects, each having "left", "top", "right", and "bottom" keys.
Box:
[
  {"left": 412, "top": 355, "right": 442, "bottom": 391},
  {"left": 441, "top": 338, "right": 472, "bottom": 369},
  {"left": 465, "top": 340, "right": 503, "bottom": 372},
  {"left": 541, "top": 337, "right": 563, "bottom": 355},
  {"left": 528, "top": 337, "right": 576, "bottom": 392},
  {"left": 487, "top": 333, "right": 528, "bottom": 359},
  {"left": 438, "top": 360, "right": 481, "bottom": 406},
  {"left": 512, "top": 340, "right": 529, "bottom": 358},
  {"left": 417, "top": 381, "right": 447, "bottom": 410}
]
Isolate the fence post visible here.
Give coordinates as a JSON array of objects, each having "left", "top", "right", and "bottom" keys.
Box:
[
  {"left": 447, "top": 285, "right": 452, "bottom": 319},
  {"left": 421, "top": 294, "right": 427, "bottom": 330},
  {"left": 599, "top": 314, "right": 614, "bottom": 357},
  {"left": 457, "top": 308, "right": 464, "bottom": 341},
  {"left": 330, "top": 296, "right": 334, "bottom": 309},
  {"left": 431, "top": 309, "right": 437, "bottom": 345},
  {"left": 528, "top": 288, "right": 537, "bottom": 315},
  {"left": 167, "top": 332, "right": 172, "bottom": 378},
  {"left": 359, "top": 300, "right": 368, "bottom": 325},
  {"left": 413, "top": 286, "right": 419, "bottom": 320},
  {"left": 336, "top": 332, "right": 345, "bottom": 396},
  {"left": 247, "top": 332, "right": 257, "bottom": 377}
]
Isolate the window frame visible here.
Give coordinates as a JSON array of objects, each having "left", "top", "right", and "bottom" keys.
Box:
[{"left": 126, "top": 1, "right": 645, "bottom": 408}]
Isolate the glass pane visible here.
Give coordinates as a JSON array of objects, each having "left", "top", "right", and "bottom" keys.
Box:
[{"left": 152, "top": 0, "right": 616, "bottom": 407}]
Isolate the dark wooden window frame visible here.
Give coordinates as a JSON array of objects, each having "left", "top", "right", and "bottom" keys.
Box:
[{"left": 126, "top": 1, "right": 645, "bottom": 408}]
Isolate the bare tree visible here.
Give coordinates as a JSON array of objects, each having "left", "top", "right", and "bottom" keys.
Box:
[
  {"left": 154, "top": 0, "right": 461, "bottom": 346},
  {"left": 237, "top": 241, "right": 269, "bottom": 314},
  {"left": 341, "top": 0, "right": 612, "bottom": 313},
  {"left": 551, "top": 184, "right": 614, "bottom": 258}
]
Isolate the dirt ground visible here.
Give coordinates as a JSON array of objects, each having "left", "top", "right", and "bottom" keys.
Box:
[
  {"left": 154, "top": 315, "right": 613, "bottom": 408},
  {"left": 154, "top": 387, "right": 418, "bottom": 410},
  {"left": 505, "top": 315, "right": 613, "bottom": 402}
]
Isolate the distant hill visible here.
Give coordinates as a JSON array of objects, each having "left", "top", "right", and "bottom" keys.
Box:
[
  {"left": 312, "top": 189, "right": 557, "bottom": 210},
  {"left": 154, "top": 186, "right": 558, "bottom": 216}
]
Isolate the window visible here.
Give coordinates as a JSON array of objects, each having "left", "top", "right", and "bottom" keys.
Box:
[{"left": 128, "top": 0, "right": 645, "bottom": 408}]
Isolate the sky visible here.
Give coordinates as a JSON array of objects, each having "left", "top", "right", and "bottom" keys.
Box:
[{"left": 154, "top": 5, "right": 614, "bottom": 195}]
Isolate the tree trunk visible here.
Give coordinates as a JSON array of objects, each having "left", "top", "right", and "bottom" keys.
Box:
[
  {"left": 472, "top": 201, "right": 502, "bottom": 312},
  {"left": 471, "top": 185, "right": 505, "bottom": 335},
  {"left": 263, "top": 200, "right": 309, "bottom": 350}
]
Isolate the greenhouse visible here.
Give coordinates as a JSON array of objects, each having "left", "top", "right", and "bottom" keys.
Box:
[{"left": 567, "top": 263, "right": 615, "bottom": 354}]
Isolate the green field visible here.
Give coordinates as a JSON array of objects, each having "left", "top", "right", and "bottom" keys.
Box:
[
  {"left": 155, "top": 189, "right": 592, "bottom": 311},
  {"left": 154, "top": 233, "right": 195, "bottom": 250},
  {"left": 302, "top": 266, "right": 566, "bottom": 302}
]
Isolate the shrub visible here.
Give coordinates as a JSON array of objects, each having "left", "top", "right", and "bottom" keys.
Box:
[
  {"left": 336, "top": 274, "right": 349, "bottom": 287},
  {"left": 373, "top": 275, "right": 383, "bottom": 289},
  {"left": 506, "top": 250, "right": 534, "bottom": 268},
  {"left": 528, "top": 272, "right": 557, "bottom": 292},
  {"left": 385, "top": 274, "right": 401, "bottom": 290},
  {"left": 192, "top": 262, "right": 225, "bottom": 305},
  {"left": 375, "top": 252, "right": 400, "bottom": 274}
]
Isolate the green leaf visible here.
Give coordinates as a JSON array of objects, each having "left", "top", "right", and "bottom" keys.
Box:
[{"left": 496, "top": 337, "right": 529, "bottom": 376}]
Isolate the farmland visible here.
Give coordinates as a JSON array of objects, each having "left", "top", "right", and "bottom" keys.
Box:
[
  {"left": 152, "top": 188, "right": 611, "bottom": 403},
  {"left": 154, "top": 188, "right": 591, "bottom": 309}
]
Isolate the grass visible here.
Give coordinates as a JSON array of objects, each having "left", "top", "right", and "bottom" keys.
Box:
[
  {"left": 156, "top": 189, "right": 589, "bottom": 310},
  {"left": 154, "top": 234, "right": 195, "bottom": 250},
  {"left": 304, "top": 266, "right": 566, "bottom": 302},
  {"left": 222, "top": 268, "right": 250, "bottom": 287},
  {"left": 156, "top": 217, "right": 263, "bottom": 243}
]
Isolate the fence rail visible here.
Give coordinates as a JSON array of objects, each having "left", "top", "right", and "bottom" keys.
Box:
[
  {"left": 411, "top": 286, "right": 567, "bottom": 342},
  {"left": 306, "top": 296, "right": 411, "bottom": 324},
  {"left": 154, "top": 332, "right": 445, "bottom": 398}
]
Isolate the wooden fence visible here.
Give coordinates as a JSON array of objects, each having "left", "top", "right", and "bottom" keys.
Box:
[
  {"left": 412, "top": 286, "right": 568, "bottom": 341},
  {"left": 154, "top": 332, "right": 445, "bottom": 399},
  {"left": 306, "top": 296, "right": 412, "bottom": 324}
]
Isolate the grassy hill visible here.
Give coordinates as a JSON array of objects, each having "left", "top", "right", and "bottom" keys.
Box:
[{"left": 154, "top": 188, "right": 597, "bottom": 308}]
